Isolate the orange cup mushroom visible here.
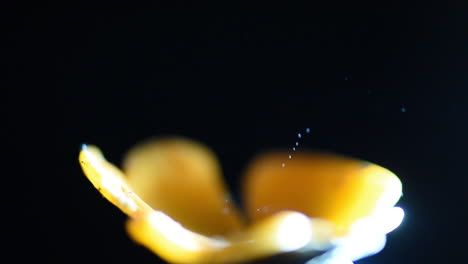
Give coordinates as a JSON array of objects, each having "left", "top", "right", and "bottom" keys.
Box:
[{"left": 79, "top": 137, "right": 403, "bottom": 264}]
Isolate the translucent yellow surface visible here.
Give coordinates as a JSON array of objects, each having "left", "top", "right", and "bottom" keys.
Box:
[
  {"left": 79, "top": 145, "right": 152, "bottom": 217},
  {"left": 126, "top": 210, "right": 332, "bottom": 263},
  {"left": 79, "top": 138, "right": 403, "bottom": 264},
  {"left": 243, "top": 152, "right": 402, "bottom": 235},
  {"left": 122, "top": 138, "right": 245, "bottom": 236}
]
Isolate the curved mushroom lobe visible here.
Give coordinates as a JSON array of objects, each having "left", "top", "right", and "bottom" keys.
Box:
[{"left": 243, "top": 152, "right": 402, "bottom": 236}]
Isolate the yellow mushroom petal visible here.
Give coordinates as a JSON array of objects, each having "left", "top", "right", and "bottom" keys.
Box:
[
  {"left": 126, "top": 210, "right": 334, "bottom": 264},
  {"left": 79, "top": 145, "right": 152, "bottom": 217},
  {"left": 243, "top": 152, "right": 403, "bottom": 236},
  {"left": 122, "top": 137, "right": 245, "bottom": 237}
]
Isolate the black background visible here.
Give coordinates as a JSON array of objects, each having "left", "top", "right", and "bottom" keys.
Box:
[{"left": 4, "top": 7, "right": 467, "bottom": 264}]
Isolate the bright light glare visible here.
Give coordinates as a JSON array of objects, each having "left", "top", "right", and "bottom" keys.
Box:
[
  {"left": 382, "top": 206, "right": 404, "bottom": 234},
  {"left": 277, "top": 213, "right": 312, "bottom": 251}
]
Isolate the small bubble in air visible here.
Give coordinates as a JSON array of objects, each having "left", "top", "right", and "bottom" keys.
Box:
[{"left": 282, "top": 128, "right": 312, "bottom": 168}]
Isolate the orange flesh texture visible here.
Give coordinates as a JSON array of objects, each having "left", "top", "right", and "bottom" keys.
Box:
[
  {"left": 123, "top": 138, "right": 245, "bottom": 237},
  {"left": 243, "top": 152, "right": 402, "bottom": 235}
]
